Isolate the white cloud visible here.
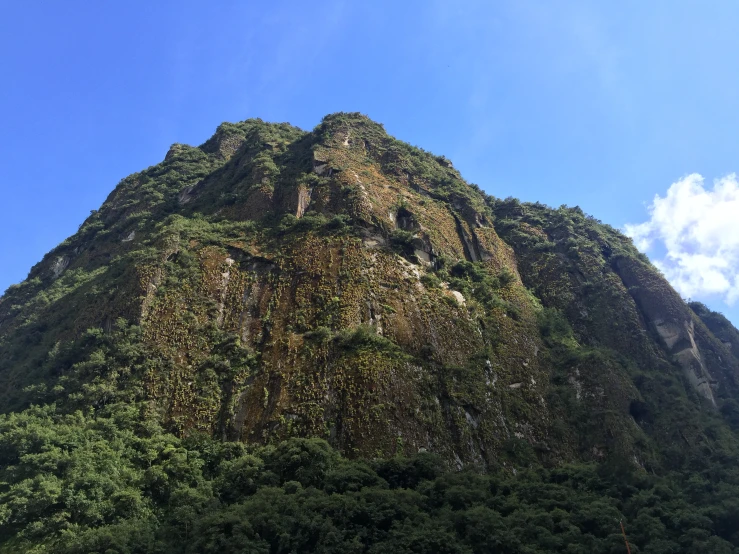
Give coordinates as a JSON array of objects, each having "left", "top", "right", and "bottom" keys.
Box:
[{"left": 624, "top": 173, "right": 739, "bottom": 304}]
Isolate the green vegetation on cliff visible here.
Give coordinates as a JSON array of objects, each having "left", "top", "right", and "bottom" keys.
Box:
[{"left": 2, "top": 113, "right": 739, "bottom": 551}]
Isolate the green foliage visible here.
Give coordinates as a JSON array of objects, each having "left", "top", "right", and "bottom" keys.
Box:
[
  {"left": 436, "top": 260, "right": 518, "bottom": 315},
  {"left": 1, "top": 404, "right": 738, "bottom": 553},
  {"left": 389, "top": 229, "right": 416, "bottom": 255},
  {"left": 156, "top": 214, "right": 257, "bottom": 245},
  {"left": 335, "top": 324, "right": 404, "bottom": 355},
  {"left": 420, "top": 273, "right": 441, "bottom": 289},
  {"left": 0, "top": 403, "right": 177, "bottom": 547},
  {"left": 537, "top": 307, "right": 578, "bottom": 352},
  {"left": 272, "top": 212, "right": 354, "bottom": 237}
]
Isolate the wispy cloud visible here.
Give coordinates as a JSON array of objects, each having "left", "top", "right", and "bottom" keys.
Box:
[{"left": 625, "top": 173, "right": 739, "bottom": 304}]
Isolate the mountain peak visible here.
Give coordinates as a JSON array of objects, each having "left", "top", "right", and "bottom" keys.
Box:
[{"left": 1, "top": 114, "right": 738, "bottom": 474}]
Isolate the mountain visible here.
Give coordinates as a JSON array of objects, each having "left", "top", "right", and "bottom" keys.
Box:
[{"left": 2, "top": 113, "right": 739, "bottom": 552}]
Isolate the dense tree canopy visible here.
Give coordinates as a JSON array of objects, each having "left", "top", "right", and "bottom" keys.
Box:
[{"left": 1, "top": 398, "right": 738, "bottom": 553}]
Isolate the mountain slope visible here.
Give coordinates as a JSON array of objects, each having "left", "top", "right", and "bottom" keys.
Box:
[{"left": 2, "top": 112, "right": 739, "bottom": 474}]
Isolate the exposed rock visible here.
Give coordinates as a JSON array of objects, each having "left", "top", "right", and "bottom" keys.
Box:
[
  {"left": 414, "top": 249, "right": 432, "bottom": 265},
  {"left": 51, "top": 256, "right": 69, "bottom": 278},
  {"left": 178, "top": 185, "right": 195, "bottom": 205},
  {"left": 449, "top": 290, "right": 466, "bottom": 306},
  {"left": 313, "top": 150, "right": 330, "bottom": 176},
  {"left": 295, "top": 185, "right": 313, "bottom": 219},
  {"left": 614, "top": 256, "right": 718, "bottom": 404}
]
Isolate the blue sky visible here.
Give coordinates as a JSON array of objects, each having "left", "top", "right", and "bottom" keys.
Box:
[{"left": 2, "top": 1, "right": 739, "bottom": 324}]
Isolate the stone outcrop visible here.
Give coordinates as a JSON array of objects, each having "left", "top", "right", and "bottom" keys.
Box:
[{"left": 613, "top": 256, "right": 721, "bottom": 404}]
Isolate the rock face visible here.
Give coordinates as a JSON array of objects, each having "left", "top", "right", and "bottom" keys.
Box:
[
  {"left": 1, "top": 112, "right": 738, "bottom": 469},
  {"left": 655, "top": 319, "right": 716, "bottom": 403},
  {"left": 612, "top": 256, "right": 724, "bottom": 405}
]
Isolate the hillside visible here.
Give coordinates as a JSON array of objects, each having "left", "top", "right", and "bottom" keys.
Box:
[{"left": 1, "top": 113, "right": 739, "bottom": 552}]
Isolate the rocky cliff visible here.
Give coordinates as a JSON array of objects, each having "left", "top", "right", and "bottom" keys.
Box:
[{"left": 2, "top": 112, "right": 738, "bottom": 471}]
